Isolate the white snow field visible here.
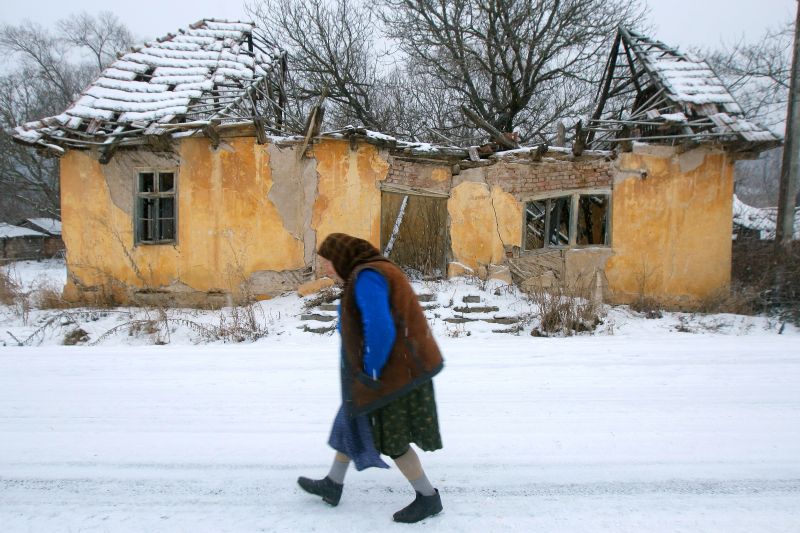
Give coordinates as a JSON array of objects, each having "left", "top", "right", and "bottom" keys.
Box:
[{"left": 1, "top": 334, "right": 799, "bottom": 532}]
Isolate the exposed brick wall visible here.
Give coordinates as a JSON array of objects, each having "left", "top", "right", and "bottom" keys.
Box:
[
  {"left": 485, "top": 158, "right": 614, "bottom": 198},
  {"left": 384, "top": 153, "right": 613, "bottom": 198},
  {"left": 384, "top": 157, "right": 451, "bottom": 194}
]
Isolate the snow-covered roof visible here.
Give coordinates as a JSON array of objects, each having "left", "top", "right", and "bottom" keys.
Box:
[
  {"left": 12, "top": 19, "right": 287, "bottom": 155},
  {"left": 733, "top": 195, "right": 800, "bottom": 240},
  {"left": 588, "top": 28, "right": 780, "bottom": 151},
  {"left": 23, "top": 218, "right": 62, "bottom": 236},
  {"left": 0, "top": 223, "right": 46, "bottom": 239}
]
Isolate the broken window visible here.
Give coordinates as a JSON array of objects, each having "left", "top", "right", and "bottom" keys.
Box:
[
  {"left": 577, "top": 194, "right": 609, "bottom": 245},
  {"left": 136, "top": 170, "right": 176, "bottom": 244},
  {"left": 524, "top": 192, "right": 609, "bottom": 250}
]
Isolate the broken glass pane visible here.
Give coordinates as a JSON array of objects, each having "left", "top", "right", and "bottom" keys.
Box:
[
  {"left": 159, "top": 197, "right": 175, "bottom": 219},
  {"left": 577, "top": 195, "right": 608, "bottom": 245},
  {"left": 547, "top": 196, "right": 571, "bottom": 246},
  {"left": 159, "top": 172, "right": 175, "bottom": 192},
  {"left": 139, "top": 172, "right": 155, "bottom": 193},
  {"left": 525, "top": 200, "right": 546, "bottom": 249},
  {"left": 159, "top": 219, "right": 175, "bottom": 241},
  {"left": 137, "top": 198, "right": 155, "bottom": 242}
]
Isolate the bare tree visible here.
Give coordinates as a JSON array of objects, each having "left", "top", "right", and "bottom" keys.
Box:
[
  {"left": 0, "top": 13, "right": 133, "bottom": 222},
  {"left": 59, "top": 11, "right": 134, "bottom": 70},
  {"left": 247, "top": 0, "right": 390, "bottom": 131},
  {"left": 706, "top": 23, "right": 792, "bottom": 132},
  {"left": 378, "top": 0, "right": 647, "bottom": 142},
  {"left": 705, "top": 22, "right": 794, "bottom": 207}
]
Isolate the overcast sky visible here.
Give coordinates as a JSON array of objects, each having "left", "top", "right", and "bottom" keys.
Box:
[{"left": 1, "top": 0, "right": 797, "bottom": 52}]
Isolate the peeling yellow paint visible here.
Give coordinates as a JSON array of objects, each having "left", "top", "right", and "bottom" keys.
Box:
[
  {"left": 448, "top": 182, "right": 523, "bottom": 271},
  {"left": 605, "top": 148, "right": 734, "bottom": 305},
  {"left": 62, "top": 136, "right": 305, "bottom": 302},
  {"left": 312, "top": 139, "right": 388, "bottom": 248},
  {"left": 431, "top": 168, "right": 449, "bottom": 182},
  {"left": 60, "top": 134, "right": 736, "bottom": 308}
]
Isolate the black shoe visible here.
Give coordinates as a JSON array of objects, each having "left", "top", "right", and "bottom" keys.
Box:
[
  {"left": 297, "top": 476, "right": 343, "bottom": 506},
  {"left": 393, "top": 489, "right": 443, "bottom": 523}
]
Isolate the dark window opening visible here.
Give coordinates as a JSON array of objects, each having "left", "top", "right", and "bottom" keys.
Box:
[
  {"left": 547, "top": 196, "right": 571, "bottom": 246},
  {"left": 525, "top": 192, "right": 609, "bottom": 250},
  {"left": 577, "top": 195, "right": 609, "bottom": 246},
  {"left": 136, "top": 170, "right": 177, "bottom": 244}
]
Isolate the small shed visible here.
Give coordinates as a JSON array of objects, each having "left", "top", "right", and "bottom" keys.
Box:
[
  {"left": 17, "top": 218, "right": 64, "bottom": 257},
  {"left": 0, "top": 223, "right": 47, "bottom": 262},
  {"left": 733, "top": 196, "right": 800, "bottom": 241}
]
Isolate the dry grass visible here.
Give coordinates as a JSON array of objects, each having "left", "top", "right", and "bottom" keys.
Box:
[
  {"left": 0, "top": 268, "right": 21, "bottom": 305},
  {"left": 726, "top": 239, "right": 800, "bottom": 324},
  {"left": 527, "top": 279, "right": 605, "bottom": 336}
]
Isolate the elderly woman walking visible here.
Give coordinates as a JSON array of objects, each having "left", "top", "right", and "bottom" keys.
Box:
[{"left": 297, "top": 232, "right": 444, "bottom": 523}]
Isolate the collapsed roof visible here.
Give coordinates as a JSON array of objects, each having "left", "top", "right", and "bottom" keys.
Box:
[
  {"left": 12, "top": 23, "right": 781, "bottom": 161},
  {"left": 12, "top": 19, "right": 292, "bottom": 161},
  {"left": 587, "top": 27, "right": 781, "bottom": 153},
  {"left": 733, "top": 195, "right": 800, "bottom": 240}
]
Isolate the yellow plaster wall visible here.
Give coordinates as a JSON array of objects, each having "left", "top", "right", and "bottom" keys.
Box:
[
  {"left": 311, "top": 139, "right": 389, "bottom": 249},
  {"left": 605, "top": 148, "right": 734, "bottom": 305},
  {"left": 61, "top": 136, "right": 306, "bottom": 300},
  {"left": 448, "top": 182, "right": 523, "bottom": 271}
]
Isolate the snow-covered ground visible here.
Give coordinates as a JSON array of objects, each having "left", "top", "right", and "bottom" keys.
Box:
[{"left": 1, "top": 259, "right": 799, "bottom": 531}]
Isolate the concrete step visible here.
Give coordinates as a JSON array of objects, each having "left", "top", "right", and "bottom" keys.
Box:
[
  {"left": 462, "top": 295, "right": 481, "bottom": 304},
  {"left": 299, "top": 324, "right": 337, "bottom": 334},
  {"left": 443, "top": 317, "right": 477, "bottom": 323},
  {"left": 417, "top": 293, "right": 436, "bottom": 303},
  {"left": 300, "top": 313, "right": 337, "bottom": 322},
  {"left": 318, "top": 303, "right": 339, "bottom": 312},
  {"left": 492, "top": 325, "right": 523, "bottom": 334},
  {"left": 452, "top": 305, "right": 500, "bottom": 314},
  {"left": 484, "top": 316, "right": 521, "bottom": 325}
]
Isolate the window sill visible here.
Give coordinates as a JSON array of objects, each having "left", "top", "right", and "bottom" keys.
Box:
[{"left": 136, "top": 240, "right": 177, "bottom": 246}]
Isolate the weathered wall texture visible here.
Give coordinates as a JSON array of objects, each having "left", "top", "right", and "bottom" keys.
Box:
[
  {"left": 62, "top": 136, "right": 315, "bottom": 304},
  {"left": 605, "top": 146, "right": 735, "bottom": 306},
  {"left": 311, "top": 139, "right": 390, "bottom": 249},
  {"left": 446, "top": 155, "right": 611, "bottom": 275},
  {"left": 384, "top": 157, "right": 451, "bottom": 194},
  {"left": 58, "top": 135, "right": 736, "bottom": 309}
]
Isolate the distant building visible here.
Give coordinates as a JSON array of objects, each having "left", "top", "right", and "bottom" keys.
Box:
[
  {"left": 16, "top": 218, "right": 64, "bottom": 258},
  {"left": 0, "top": 223, "right": 47, "bottom": 262}
]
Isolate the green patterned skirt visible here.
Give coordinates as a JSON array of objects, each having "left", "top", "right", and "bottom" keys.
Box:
[{"left": 368, "top": 380, "right": 443, "bottom": 457}]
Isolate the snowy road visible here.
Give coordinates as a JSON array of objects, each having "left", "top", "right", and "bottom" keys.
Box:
[{"left": 1, "top": 335, "right": 799, "bottom": 532}]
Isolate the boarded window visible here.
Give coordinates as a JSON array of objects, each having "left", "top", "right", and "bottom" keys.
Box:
[
  {"left": 525, "top": 192, "right": 609, "bottom": 250},
  {"left": 136, "top": 170, "right": 177, "bottom": 244},
  {"left": 380, "top": 192, "right": 447, "bottom": 278}
]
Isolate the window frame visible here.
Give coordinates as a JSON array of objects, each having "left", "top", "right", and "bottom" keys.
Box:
[
  {"left": 134, "top": 168, "right": 178, "bottom": 246},
  {"left": 522, "top": 188, "right": 612, "bottom": 251}
]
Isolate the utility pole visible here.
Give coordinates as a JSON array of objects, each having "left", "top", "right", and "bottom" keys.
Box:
[{"left": 777, "top": 1, "right": 800, "bottom": 245}]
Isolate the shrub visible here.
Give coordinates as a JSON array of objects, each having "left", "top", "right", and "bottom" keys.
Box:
[{"left": 527, "top": 280, "right": 605, "bottom": 336}]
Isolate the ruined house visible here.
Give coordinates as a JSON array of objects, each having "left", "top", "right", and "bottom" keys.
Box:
[{"left": 12, "top": 22, "right": 779, "bottom": 308}]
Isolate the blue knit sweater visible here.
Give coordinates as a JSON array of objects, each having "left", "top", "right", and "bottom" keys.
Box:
[{"left": 342, "top": 268, "right": 396, "bottom": 379}]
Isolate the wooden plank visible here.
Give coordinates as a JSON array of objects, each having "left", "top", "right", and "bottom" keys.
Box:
[
  {"left": 460, "top": 105, "right": 519, "bottom": 149},
  {"left": 587, "top": 31, "right": 622, "bottom": 146}
]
